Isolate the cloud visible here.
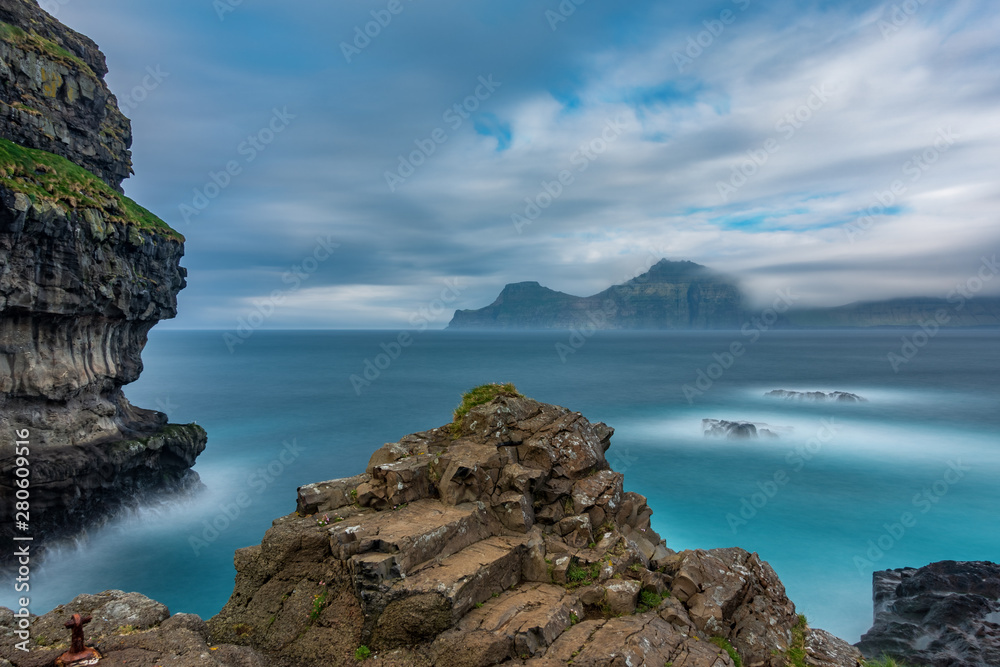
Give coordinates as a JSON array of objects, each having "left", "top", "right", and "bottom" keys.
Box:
[{"left": 50, "top": 0, "right": 1000, "bottom": 328}]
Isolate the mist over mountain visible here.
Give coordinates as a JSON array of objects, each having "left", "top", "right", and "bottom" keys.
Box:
[{"left": 449, "top": 260, "right": 1000, "bottom": 330}]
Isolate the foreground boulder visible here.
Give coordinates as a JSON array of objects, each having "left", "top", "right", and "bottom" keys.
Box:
[
  {"left": 208, "top": 392, "right": 861, "bottom": 666},
  {"left": 0, "top": 590, "right": 265, "bottom": 666},
  {"left": 856, "top": 561, "right": 1000, "bottom": 667}
]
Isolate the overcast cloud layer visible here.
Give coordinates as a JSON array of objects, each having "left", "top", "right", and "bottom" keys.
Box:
[{"left": 49, "top": 0, "right": 1000, "bottom": 328}]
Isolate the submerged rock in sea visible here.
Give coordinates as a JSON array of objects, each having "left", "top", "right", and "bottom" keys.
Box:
[
  {"left": 203, "top": 393, "right": 860, "bottom": 666},
  {"left": 856, "top": 561, "right": 1000, "bottom": 667},
  {"left": 0, "top": 590, "right": 266, "bottom": 666},
  {"left": 702, "top": 418, "right": 787, "bottom": 439},
  {"left": 765, "top": 390, "right": 867, "bottom": 402}
]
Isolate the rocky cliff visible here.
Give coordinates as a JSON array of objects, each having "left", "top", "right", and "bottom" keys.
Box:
[
  {"left": 0, "top": 0, "right": 204, "bottom": 551},
  {"left": 199, "top": 387, "right": 861, "bottom": 666},
  {"left": 448, "top": 260, "right": 745, "bottom": 330},
  {"left": 0, "top": 0, "right": 132, "bottom": 191}
]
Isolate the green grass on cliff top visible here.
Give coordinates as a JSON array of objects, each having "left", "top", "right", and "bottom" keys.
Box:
[
  {"left": 0, "top": 137, "right": 182, "bottom": 241},
  {"left": 452, "top": 383, "right": 523, "bottom": 433},
  {"left": 0, "top": 21, "right": 96, "bottom": 77}
]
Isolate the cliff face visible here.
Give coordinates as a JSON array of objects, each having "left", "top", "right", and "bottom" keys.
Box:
[
  {"left": 206, "top": 393, "right": 860, "bottom": 667},
  {"left": 0, "top": 0, "right": 132, "bottom": 191},
  {"left": 449, "top": 260, "right": 744, "bottom": 330},
  {"left": 0, "top": 0, "right": 203, "bottom": 547}
]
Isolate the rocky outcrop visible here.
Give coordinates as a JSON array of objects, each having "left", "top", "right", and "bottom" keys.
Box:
[
  {"left": 207, "top": 394, "right": 861, "bottom": 666},
  {"left": 448, "top": 259, "right": 745, "bottom": 330},
  {"left": 0, "top": 589, "right": 266, "bottom": 666},
  {"left": 0, "top": 0, "right": 132, "bottom": 190},
  {"left": 765, "top": 390, "right": 866, "bottom": 403},
  {"left": 0, "top": 0, "right": 203, "bottom": 551},
  {"left": 856, "top": 561, "right": 1000, "bottom": 667},
  {"left": 702, "top": 419, "right": 787, "bottom": 439}
]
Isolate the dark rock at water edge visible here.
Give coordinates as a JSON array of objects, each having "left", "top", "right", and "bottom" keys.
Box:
[
  {"left": 703, "top": 418, "right": 786, "bottom": 439},
  {"left": 856, "top": 561, "right": 1000, "bottom": 667}
]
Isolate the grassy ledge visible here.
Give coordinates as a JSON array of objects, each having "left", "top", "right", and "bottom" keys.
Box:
[
  {"left": 451, "top": 382, "right": 523, "bottom": 434},
  {"left": 0, "top": 21, "right": 96, "bottom": 78},
  {"left": 0, "top": 137, "right": 182, "bottom": 242}
]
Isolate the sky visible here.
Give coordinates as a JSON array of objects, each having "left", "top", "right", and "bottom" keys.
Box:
[{"left": 48, "top": 0, "right": 1000, "bottom": 329}]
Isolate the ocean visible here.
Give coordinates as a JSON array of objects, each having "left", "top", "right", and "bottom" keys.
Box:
[{"left": 5, "top": 328, "right": 999, "bottom": 643}]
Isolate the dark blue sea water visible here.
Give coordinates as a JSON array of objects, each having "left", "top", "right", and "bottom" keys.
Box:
[{"left": 6, "top": 329, "right": 999, "bottom": 642}]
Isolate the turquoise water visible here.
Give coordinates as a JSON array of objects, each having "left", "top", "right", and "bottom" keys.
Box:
[{"left": 6, "top": 329, "right": 999, "bottom": 642}]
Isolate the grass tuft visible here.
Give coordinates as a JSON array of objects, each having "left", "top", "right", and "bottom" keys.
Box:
[
  {"left": 451, "top": 383, "right": 522, "bottom": 434},
  {"left": 863, "top": 657, "right": 918, "bottom": 667},
  {"left": 786, "top": 614, "right": 808, "bottom": 667},
  {"left": 636, "top": 590, "right": 665, "bottom": 613},
  {"left": 354, "top": 645, "right": 372, "bottom": 661},
  {"left": 709, "top": 636, "right": 742, "bottom": 667}
]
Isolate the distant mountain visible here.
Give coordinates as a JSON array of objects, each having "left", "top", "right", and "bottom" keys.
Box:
[
  {"left": 782, "top": 296, "right": 1000, "bottom": 328},
  {"left": 448, "top": 260, "right": 1000, "bottom": 330},
  {"left": 448, "top": 260, "right": 744, "bottom": 329}
]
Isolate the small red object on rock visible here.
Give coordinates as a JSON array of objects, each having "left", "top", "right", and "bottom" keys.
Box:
[{"left": 55, "top": 613, "right": 101, "bottom": 666}]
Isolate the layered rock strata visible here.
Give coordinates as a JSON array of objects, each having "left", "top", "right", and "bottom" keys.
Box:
[
  {"left": 0, "top": 0, "right": 204, "bottom": 550},
  {"left": 206, "top": 395, "right": 862, "bottom": 667}
]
